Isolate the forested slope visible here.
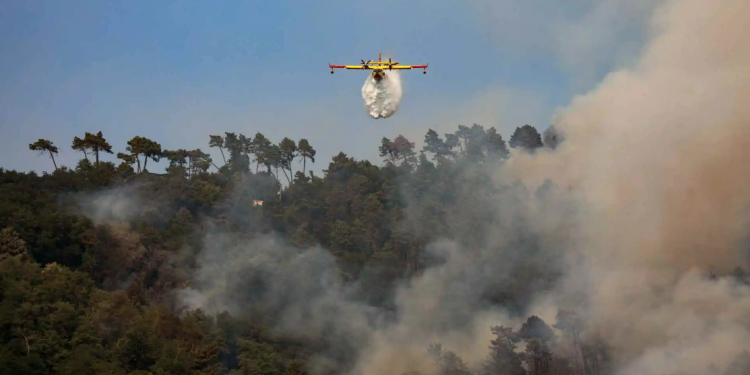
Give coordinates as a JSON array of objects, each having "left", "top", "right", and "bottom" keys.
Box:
[{"left": 3, "top": 125, "right": 749, "bottom": 375}]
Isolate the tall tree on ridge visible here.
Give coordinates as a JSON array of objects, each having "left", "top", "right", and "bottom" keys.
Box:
[
  {"left": 29, "top": 139, "right": 59, "bottom": 170},
  {"left": 297, "top": 138, "right": 316, "bottom": 175},
  {"left": 209, "top": 134, "right": 228, "bottom": 165},
  {"left": 279, "top": 137, "right": 298, "bottom": 184}
]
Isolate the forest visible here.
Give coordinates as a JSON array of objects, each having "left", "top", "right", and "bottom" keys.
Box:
[{"left": 3, "top": 124, "right": 749, "bottom": 375}]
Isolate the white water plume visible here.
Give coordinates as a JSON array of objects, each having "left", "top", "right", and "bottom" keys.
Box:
[{"left": 361, "top": 70, "right": 403, "bottom": 119}]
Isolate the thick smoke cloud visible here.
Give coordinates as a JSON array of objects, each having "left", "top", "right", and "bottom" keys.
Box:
[
  {"left": 509, "top": 0, "right": 750, "bottom": 373},
  {"left": 178, "top": 1, "right": 750, "bottom": 375},
  {"left": 177, "top": 231, "right": 386, "bottom": 374},
  {"left": 361, "top": 69, "right": 403, "bottom": 119}
]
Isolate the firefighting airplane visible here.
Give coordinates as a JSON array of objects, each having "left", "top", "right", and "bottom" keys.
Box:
[{"left": 329, "top": 52, "right": 428, "bottom": 81}]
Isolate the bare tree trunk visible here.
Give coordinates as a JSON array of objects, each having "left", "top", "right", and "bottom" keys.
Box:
[
  {"left": 281, "top": 167, "right": 291, "bottom": 184},
  {"left": 22, "top": 333, "right": 30, "bottom": 355},
  {"left": 14, "top": 329, "right": 31, "bottom": 355},
  {"left": 49, "top": 152, "right": 58, "bottom": 170},
  {"left": 219, "top": 147, "right": 227, "bottom": 165}
]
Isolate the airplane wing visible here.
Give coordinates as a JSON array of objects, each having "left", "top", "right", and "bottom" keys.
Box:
[
  {"left": 329, "top": 64, "right": 371, "bottom": 70},
  {"left": 388, "top": 65, "right": 428, "bottom": 69}
]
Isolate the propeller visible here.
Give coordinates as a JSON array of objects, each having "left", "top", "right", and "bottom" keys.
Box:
[
  {"left": 389, "top": 58, "right": 392, "bottom": 70},
  {"left": 361, "top": 59, "right": 370, "bottom": 69}
]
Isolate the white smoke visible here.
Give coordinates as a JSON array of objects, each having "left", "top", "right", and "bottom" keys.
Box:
[
  {"left": 361, "top": 69, "right": 403, "bottom": 119},
  {"left": 508, "top": 0, "right": 750, "bottom": 373}
]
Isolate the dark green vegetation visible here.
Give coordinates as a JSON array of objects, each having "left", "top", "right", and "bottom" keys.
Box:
[{"left": 4, "top": 126, "right": 749, "bottom": 375}]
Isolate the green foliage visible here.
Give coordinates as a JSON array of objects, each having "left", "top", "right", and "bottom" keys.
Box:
[
  {"left": 296, "top": 139, "right": 316, "bottom": 175},
  {"left": 5, "top": 123, "right": 634, "bottom": 374},
  {"left": 429, "top": 344, "right": 472, "bottom": 375},
  {"left": 126, "top": 136, "right": 163, "bottom": 173},
  {"left": 483, "top": 326, "right": 525, "bottom": 375},
  {"left": 0, "top": 227, "right": 28, "bottom": 261},
  {"left": 509, "top": 125, "right": 544, "bottom": 151},
  {"left": 236, "top": 339, "right": 284, "bottom": 375},
  {"left": 29, "top": 139, "right": 59, "bottom": 170}
]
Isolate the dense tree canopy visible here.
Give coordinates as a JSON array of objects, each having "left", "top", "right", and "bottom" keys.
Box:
[{"left": 2, "top": 125, "right": 748, "bottom": 375}]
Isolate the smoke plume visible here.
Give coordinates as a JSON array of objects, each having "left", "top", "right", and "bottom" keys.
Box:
[
  {"left": 177, "top": 0, "right": 750, "bottom": 375},
  {"left": 70, "top": 184, "right": 142, "bottom": 224},
  {"left": 361, "top": 69, "right": 403, "bottom": 119},
  {"left": 508, "top": 0, "right": 750, "bottom": 373}
]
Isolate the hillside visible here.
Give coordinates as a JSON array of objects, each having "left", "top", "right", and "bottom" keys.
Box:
[{"left": 3, "top": 124, "right": 749, "bottom": 375}]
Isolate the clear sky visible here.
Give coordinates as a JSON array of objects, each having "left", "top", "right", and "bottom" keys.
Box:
[{"left": 0, "top": 0, "right": 658, "bottom": 175}]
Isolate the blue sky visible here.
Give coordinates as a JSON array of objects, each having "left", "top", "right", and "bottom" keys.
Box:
[{"left": 0, "top": 0, "right": 658, "bottom": 175}]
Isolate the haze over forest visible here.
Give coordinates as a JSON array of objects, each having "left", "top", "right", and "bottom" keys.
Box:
[{"left": 2, "top": 0, "right": 750, "bottom": 375}]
